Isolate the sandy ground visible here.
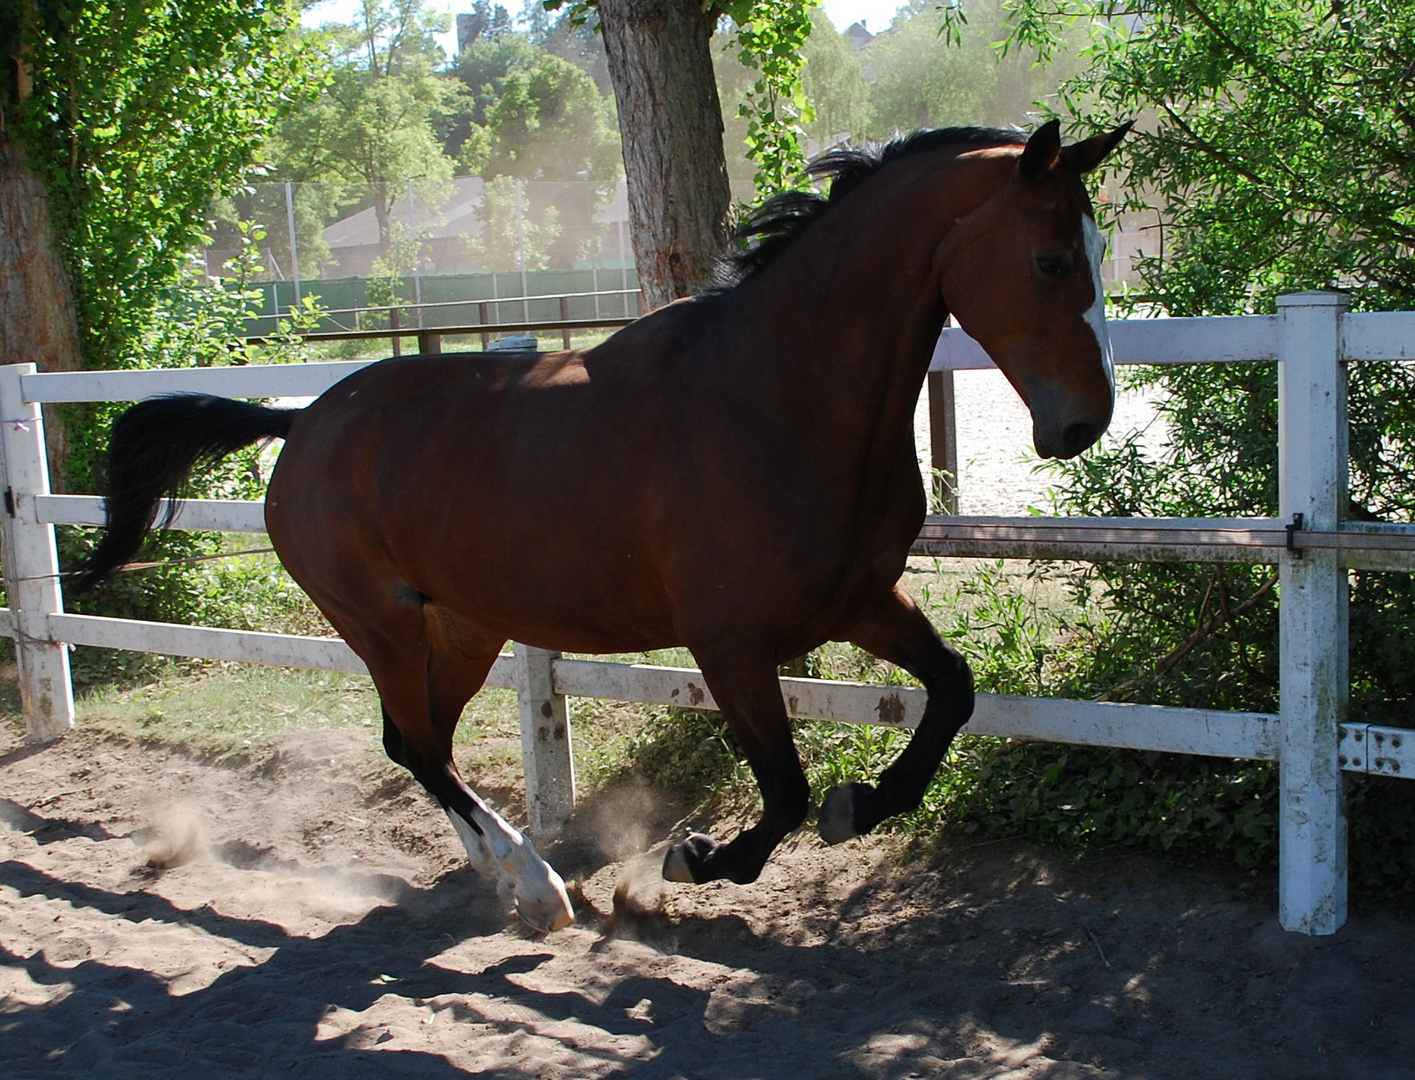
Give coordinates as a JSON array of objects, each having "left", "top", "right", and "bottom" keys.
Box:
[
  {"left": 917, "top": 368, "right": 1164, "bottom": 517},
  {"left": 7, "top": 371, "right": 1408, "bottom": 1078},
  {"left": 4, "top": 722, "right": 1414, "bottom": 1079}
]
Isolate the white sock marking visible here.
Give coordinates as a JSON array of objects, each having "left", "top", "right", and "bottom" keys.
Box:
[{"left": 444, "top": 805, "right": 574, "bottom": 931}]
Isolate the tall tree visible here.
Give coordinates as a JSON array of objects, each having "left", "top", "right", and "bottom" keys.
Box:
[
  {"left": 595, "top": 0, "right": 733, "bottom": 308},
  {"left": 0, "top": 80, "right": 82, "bottom": 478},
  {"left": 527, "top": 1, "right": 613, "bottom": 94},
  {"left": 798, "top": 6, "right": 868, "bottom": 146},
  {"left": 282, "top": 0, "right": 458, "bottom": 252},
  {"left": 549, "top": 0, "right": 820, "bottom": 309},
  {"left": 0, "top": 0, "right": 308, "bottom": 487},
  {"left": 480, "top": 53, "right": 621, "bottom": 183},
  {"left": 868, "top": 0, "right": 1084, "bottom": 135}
]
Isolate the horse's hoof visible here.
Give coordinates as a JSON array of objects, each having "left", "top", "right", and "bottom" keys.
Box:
[
  {"left": 512, "top": 865, "right": 576, "bottom": 933},
  {"left": 662, "top": 833, "right": 716, "bottom": 883},
  {"left": 819, "top": 784, "right": 863, "bottom": 845},
  {"left": 514, "top": 887, "right": 575, "bottom": 933}
]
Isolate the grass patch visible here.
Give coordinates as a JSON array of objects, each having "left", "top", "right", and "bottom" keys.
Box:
[{"left": 74, "top": 662, "right": 380, "bottom": 759}]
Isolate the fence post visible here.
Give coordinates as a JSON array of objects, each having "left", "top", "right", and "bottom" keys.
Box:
[
  {"left": 513, "top": 642, "right": 575, "bottom": 838},
  {"left": 0, "top": 364, "right": 75, "bottom": 742},
  {"left": 927, "top": 369, "right": 959, "bottom": 514},
  {"left": 1276, "top": 291, "right": 1349, "bottom": 934}
]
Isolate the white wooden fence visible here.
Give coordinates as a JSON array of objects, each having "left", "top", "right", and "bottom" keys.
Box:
[{"left": 2, "top": 291, "right": 1413, "bottom": 936}]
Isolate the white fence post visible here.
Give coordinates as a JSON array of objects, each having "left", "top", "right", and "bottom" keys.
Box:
[
  {"left": 0, "top": 364, "right": 75, "bottom": 741},
  {"left": 513, "top": 642, "right": 575, "bottom": 838},
  {"left": 1276, "top": 291, "right": 1349, "bottom": 934}
]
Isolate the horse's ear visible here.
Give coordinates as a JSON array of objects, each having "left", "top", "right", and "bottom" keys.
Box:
[
  {"left": 1059, "top": 121, "right": 1134, "bottom": 175},
  {"left": 1018, "top": 119, "right": 1062, "bottom": 183}
]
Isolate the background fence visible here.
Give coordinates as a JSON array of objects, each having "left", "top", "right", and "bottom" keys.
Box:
[{"left": 3, "top": 291, "right": 1413, "bottom": 936}]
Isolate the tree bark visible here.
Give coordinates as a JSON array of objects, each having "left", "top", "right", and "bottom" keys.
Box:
[
  {"left": 0, "top": 133, "right": 83, "bottom": 491},
  {"left": 597, "top": 0, "right": 732, "bottom": 311}
]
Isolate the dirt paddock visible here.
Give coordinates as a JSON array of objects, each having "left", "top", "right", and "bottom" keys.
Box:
[
  {"left": 3, "top": 722, "right": 1413, "bottom": 1079},
  {"left": 2, "top": 371, "right": 1408, "bottom": 1077}
]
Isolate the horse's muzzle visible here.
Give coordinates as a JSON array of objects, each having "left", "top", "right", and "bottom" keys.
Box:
[
  {"left": 1029, "top": 389, "right": 1113, "bottom": 460},
  {"left": 1039, "top": 417, "right": 1108, "bottom": 460}
]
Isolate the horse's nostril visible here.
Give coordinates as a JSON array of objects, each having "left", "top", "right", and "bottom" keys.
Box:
[{"left": 1060, "top": 421, "right": 1099, "bottom": 459}]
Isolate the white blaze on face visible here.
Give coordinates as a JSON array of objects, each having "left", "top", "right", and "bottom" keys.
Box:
[{"left": 1082, "top": 214, "right": 1116, "bottom": 396}]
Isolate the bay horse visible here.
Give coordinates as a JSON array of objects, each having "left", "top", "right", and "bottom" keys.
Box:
[{"left": 74, "top": 120, "right": 1129, "bottom": 932}]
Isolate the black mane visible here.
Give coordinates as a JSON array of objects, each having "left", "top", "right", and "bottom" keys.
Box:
[{"left": 712, "top": 127, "right": 1028, "bottom": 292}]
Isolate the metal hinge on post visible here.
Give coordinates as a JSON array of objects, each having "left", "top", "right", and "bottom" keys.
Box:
[
  {"left": 1285, "top": 512, "right": 1304, "bottom": 557},
  {"left": 1338, "top": 724, "right": 1412, "bottom": 777},
  {"left": 4, "top": 487, "right": 14, "bottom": 517}
]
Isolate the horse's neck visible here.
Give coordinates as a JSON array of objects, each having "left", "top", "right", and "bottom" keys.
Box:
[{"left": 714, "top": 154, "right": 1003, "bottom": 443}]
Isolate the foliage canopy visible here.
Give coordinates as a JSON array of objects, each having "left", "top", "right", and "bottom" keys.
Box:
[{"left": 2, "top": 0, "right": 314, "bottom": 370}]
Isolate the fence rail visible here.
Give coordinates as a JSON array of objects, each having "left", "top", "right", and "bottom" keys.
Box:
[
  {"left": 3, "top": 291, "right": 1413, "bottom": 935},
  {"left": 245, "top": 289, "right": 641, "bottom": 354}
]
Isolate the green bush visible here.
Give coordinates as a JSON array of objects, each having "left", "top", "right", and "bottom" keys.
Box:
[{"left": 54, "top": 237, "right": 329, "bottom": 681}]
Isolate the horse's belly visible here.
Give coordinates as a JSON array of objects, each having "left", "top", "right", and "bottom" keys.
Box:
[
  {"left": 269, "top": 464, "right": 680, "bottom": 655},
  {"left": 418, "top": 541, "right": 683, "bottom": 653}
]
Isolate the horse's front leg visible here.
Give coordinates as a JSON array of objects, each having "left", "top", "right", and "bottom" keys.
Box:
[
  {"left": 662, "top": 647, "right": 810, "bottom": 885},
  {"left": 819, "top": 585, "right": 974, "bottom": 843}
]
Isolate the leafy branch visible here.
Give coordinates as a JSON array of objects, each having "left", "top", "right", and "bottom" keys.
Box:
[
  {"left": 724, "top": 0, "right": 818, "bottom": 200},
  {"left": 1097, "top": 569, "right": 1277, "bottom": 703}
]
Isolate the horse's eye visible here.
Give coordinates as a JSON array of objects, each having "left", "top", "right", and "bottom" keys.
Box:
[{"left": 1036, "top": 255, "right": 1070, "bottom": 279}]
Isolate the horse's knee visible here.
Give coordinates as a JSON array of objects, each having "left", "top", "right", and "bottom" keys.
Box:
[{"left": 926, "top": 642, "right": 975, "bottom": 698}]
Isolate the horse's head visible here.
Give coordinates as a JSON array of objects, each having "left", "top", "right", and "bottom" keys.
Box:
[{"left": 938, "top": 120, "right": 1131, "bottom": 460}]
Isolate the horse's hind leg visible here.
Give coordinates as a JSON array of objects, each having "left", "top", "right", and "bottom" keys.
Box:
[
  {"left": 819, "top": 586, "right": 975, "bottom": 843},
  {"left": 662, "top": 645, "right": 810, "bottom": 885},
  {"left": 378, "top": 701, "right": 499, "bottom": 884},
  {"left": 345, "top": 604, "right": 573, "bottom": 931}
]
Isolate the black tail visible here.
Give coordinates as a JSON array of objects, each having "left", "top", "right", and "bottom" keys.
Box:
[{"left": 69, "top": 394, "right": 299, "bottom": 594}]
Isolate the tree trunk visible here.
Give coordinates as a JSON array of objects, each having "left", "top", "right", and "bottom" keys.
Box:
[
  {"left": 0, "top": 133, "right": 83, "bottom": 491},
  {"left": 598, "top": 0, "right": 732, "bottom": 311}
]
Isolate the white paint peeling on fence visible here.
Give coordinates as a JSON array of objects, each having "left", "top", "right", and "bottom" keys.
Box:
[
  {"left": 41, "top": 610, "right": 521, "bottom": 689},
  {"left": 914, "top": 515, "right": 1415, "bottom": 572},
  {"left": 931, "top": 309, "right": 1414, "bottom": 371},
  {"left": 4, "top": 295, "right": 1415, "bottom": 938},
  {"left": 514, "top": 645, "right": 576, "bottom": 838},
  {"left": 48, "top": 612, "right": 371, "bottom": 673},
  {"left": 1276, "top": 292, "right": 1350, "bottom": 935},
  {"left": 36, "top": 495, "right": 1415, "bottom": 570},
  {"left": 0, "top": 366, "right": 74, "bottom": 741},
  {"left": 1338, "top": 724, "right": 1414, "bottom": 778}
]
